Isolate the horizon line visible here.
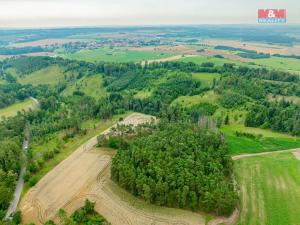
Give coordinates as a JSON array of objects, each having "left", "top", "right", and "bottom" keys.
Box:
[{"left": 1, "top": 23, "right": 300, "bottom": 30}]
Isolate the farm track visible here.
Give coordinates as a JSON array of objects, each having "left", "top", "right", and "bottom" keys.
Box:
[
  {"left": 232, "top": 148, "right": 300, "bottom": 160},
  {"left": 20, "top": 112, "right": 209, "bottom": 225},
  {"left": 22, "top": 112, "right": 299, "bottom": 225}
]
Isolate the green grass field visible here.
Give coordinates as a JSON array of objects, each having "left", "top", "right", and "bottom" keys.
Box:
[
  {"left": 0, "top": 78, "right": 6, "bottom": 85},
  {"left": 172, "top": 90, "right": 219, "bottom": 107},
  {"left": 60, "top": 47, "right": 176, "bottom": 63},
  {"left": 62, "top": 74, "right": 106, "bottom": 98},
  {"left": 18, "top": 65, "right": 65, "bottom": 85},
  {"left": 221, "top": 125, "right": 300, "bottom": 155},
  {"left": 235, "top": 152, "right": 300, "bottom": 225},
  {"left": 133, "top": 90, "right": 153, "bottom": 99},
  {"left": 253, "top": 57, "right": 300, "bottom": 73},
  {"left": 191, "top": 72, "right": 221, "bottom": 88},
  {"left": 179, "top": 54, "right": 300, "bottom": 74},
  {"left": 0, "top": 98, "right": 38, "bottom": 121}
]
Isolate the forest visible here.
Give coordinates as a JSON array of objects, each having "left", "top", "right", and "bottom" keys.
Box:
[
  {"left": 111, "top": 121, "right": 237, "bottom": 216},
  {"left": 0, "top": 54, "right": 299, "bottom": 222}
]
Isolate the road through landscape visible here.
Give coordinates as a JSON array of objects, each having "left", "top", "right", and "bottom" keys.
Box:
[
  {"left": 5, "top": 139, "right": 28, "bottom": 219},
  {"left": 5, "top": 97, "right": 39, "bottom": 219}
]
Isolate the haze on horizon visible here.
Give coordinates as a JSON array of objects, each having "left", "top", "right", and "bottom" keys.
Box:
[{"left": 0, "top": 0, "right": 299, "bottom": 28}]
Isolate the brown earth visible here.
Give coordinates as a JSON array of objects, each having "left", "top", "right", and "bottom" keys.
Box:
[
  {"left": 20, "top": 112, "right": 237, "bottom": 225},
  {"left": 202, "top": 39, "right": 300, "bottom": 55}
]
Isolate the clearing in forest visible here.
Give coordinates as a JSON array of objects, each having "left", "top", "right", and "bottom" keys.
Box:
[{"left": 0, "top": 98, "right": 38, "bottom": 121}]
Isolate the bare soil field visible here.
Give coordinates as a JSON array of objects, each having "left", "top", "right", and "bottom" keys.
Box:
[
  {"left": 202, "top": 39, "right": 300, "bottom": 55},
  {"left": 10, "top": 39, "right": 89, "bottom": 47},
  {"left": 20, "top": 112, "right": 236, "bottom": 225}
]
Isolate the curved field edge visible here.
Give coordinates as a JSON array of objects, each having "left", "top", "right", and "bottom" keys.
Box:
[{"left": 106, "top": 180, "right": 211, "bottom": 224}]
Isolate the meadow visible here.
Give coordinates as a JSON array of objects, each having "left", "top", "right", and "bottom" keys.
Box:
[
  {"left": 253, "top": 57, "right": 300, "bottom": 73},
  {"left": 172, "top": 90, "right": 219, "bottom": 107},
  {"left": 60, "top": 47, "right": 176, "bottom": 63},
  {"left": 62, "top": 74, "right": 107, "bottom": 99},
  {"left": 0, "top": 98, "right": 38, "bottom": 121},
  {"left": 221, "top": 124, "right": 300, "bottom": 155},
  {"left": 18, "top": 65, "right": 65, "bottom": 85},
  {"left": 235, "top": 152, "right": 300, "bottom": 225},
  {"left": 191, "top": 72, "right": 221, "bottom": 88},
  {"left": 133, "top": 90, "right": 153, "bottom": 99},
  {"left": 179, "top": 54, "right": 300, "bottom": 75}
]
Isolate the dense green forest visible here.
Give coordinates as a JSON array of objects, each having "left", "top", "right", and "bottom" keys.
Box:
[
  {"left": 0, "top": 54, "right": 300, "bottom": 222},
  {"left": 111, "top": 121, "right": 237, "bottom": 216}
]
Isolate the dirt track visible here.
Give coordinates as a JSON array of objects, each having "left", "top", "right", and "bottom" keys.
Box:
[
  {"left": 292, "top": 150, "right": 300, "bottom": 160},
  {"left": 232, "top": 148, "right": 300, "bottom": 161},
  {"left": 20, "top": 113, "right": 156, "bottom": 224},
  {"left": 20, "top": 113, "right": 237, "bottom": 225}
]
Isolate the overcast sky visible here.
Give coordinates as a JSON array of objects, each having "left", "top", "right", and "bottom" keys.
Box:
[{"left": 0, "top": 0, "right": 299, "bottom": 28}]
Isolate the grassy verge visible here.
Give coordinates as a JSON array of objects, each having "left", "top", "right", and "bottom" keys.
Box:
[{"left": 234, "top": 152, "right": 300, "bottom": 225}]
